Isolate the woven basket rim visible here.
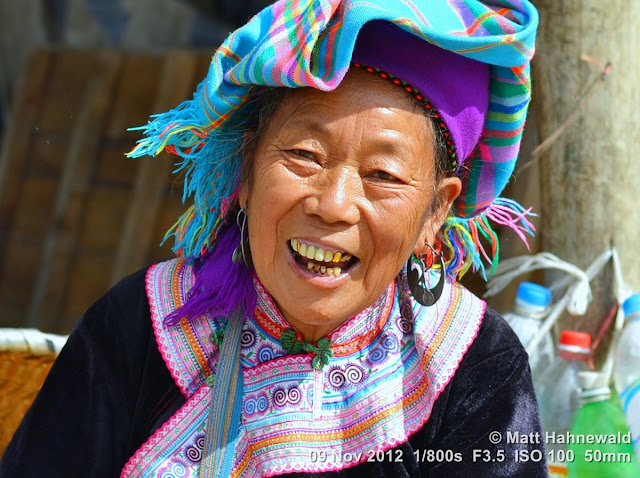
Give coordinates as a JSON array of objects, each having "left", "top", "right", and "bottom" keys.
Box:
[{"left": 0, "top": 328, "right": 68, "bottom": 356}]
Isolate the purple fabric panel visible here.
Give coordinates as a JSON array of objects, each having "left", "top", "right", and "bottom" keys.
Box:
[
  {"left": 164, "top": 219, "right": 256, "bottom": 325},
  {"left": 351, "top": 20, "right": 489, "bottom": 167}
]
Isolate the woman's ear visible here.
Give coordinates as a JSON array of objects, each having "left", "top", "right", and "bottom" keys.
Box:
[
  {"left": 413, "top": 176, "right": 462, "bottom": 256},
  {"left": 239, "top": 129, "right": 256, "bottom": 208},
  {"left": 239, "top": 184, "right": 248, "bottom": 208}
]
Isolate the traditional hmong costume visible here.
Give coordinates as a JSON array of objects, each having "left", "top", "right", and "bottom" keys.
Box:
[
  {"left": 0, "top": 0, "right": 546, "bottom": 476},
  {"left": 1, "top": 265, "right": 545, "bottom": 477}
]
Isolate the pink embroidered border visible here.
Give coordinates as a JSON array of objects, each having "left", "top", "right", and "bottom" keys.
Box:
[
  {"left": 121, "top": 386, "right": 210, "bottom": 477},
  {"left": 146, "top": 260, "right": 193, "bottom": 396},
  {"left": 133, "top": 258, "right": 487, "bottom": 476}
]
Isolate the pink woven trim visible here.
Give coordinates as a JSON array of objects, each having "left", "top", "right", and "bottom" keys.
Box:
[
  {"left": 120, "top": 386, "right": 210, "bottom": 477},
  {"left": 146, "top": 259, "right": 192, "bottom": 397},
  {"left": 430, "top": 288, "right": 486, "bottom": 401},
  {"left": 412, "top": 280, "right": 486, "bottom": 394},
  {"left": 243, "top": 354, "right": 311, "bottom": 383},
  {"left": 394, "top": 287, "right": 484, "bottom": 465},
  {"left": 340, "top": 287, "right": 487, "bottom": 477}
]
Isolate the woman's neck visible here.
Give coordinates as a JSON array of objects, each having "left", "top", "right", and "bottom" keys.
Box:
[{"left": 281, "top": 316, "right": 344, "bottom": 343}]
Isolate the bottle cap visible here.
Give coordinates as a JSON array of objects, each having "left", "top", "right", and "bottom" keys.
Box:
[
  {"left": 516, "top": 282, "right": 552, "bottom": 307},
  {"left": 558, "top": 330, "right": 591, "bottom": 354},
  {"left": 622, "top": 293, "right": 640, "bottom": 318}
]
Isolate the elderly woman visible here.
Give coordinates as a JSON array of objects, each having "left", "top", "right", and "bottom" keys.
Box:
[{"left": 1, "top": 0, "right": 545, "bottom": 477}]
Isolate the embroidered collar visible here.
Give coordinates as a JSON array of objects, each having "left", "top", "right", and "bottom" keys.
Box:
[
  {"left": 126, "top": 258, "right": 486, "bottom": 478},
  {"left": 252, "top": 275, "right": 394, "bottom": 370}
]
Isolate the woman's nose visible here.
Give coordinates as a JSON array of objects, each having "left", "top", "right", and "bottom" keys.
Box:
[{"left": 302, "top": 168, "right": 361, "bottom": 225}]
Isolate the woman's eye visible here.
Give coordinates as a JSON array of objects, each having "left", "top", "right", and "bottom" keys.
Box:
[
  {"left": 291, "top": 149, "right": 315, "bottom": 160},
  {"left": 371, "top": 170, "right": 398, "bottom": 182}
]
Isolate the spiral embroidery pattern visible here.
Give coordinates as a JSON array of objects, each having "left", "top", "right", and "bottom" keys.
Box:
[
  {"left": 241, "top": 328, "right": 256, "bottom": 349},
  {"left": 328, "top": 367, "right": 346, "bottom": 389},
  {"left": 367, "top": 347, "right": 387, "bottom": 365},
  {"left": 327, "top": 363, "right": 365, "bottom": 389},
  {"left": 381, "top": 334, "right": 400, "bottom": 353},
  {"left": 272, "top": 386, "right": 303, "bottom": 408},
  {"left": 184, "top": 434, "right": 205, "bottom": 464},
  {"left": 159, "top": 460, "right": 187, "bottom": 478},
  {"left": 133, "top": 260, "right": 486, "bottom": 478},
  {"left": 367, "top": 333, "right": 401, "bottom": 366},
  {"left": 397, "top": 309, "right": 413, "bottom": 334},
  {"left": 258, "top": 345, "right": 276, "bottom": 363},
  {"left": 272, "top": 387, "right": 287, "bottom": 407},
  {"left": 344, "top": 364, "right": 364, "bottom": 383},
  {"left": 244, "top": 393, "right": 269, "bottom": 416},
  {"left": 287, "top": 386, "right": 302, "bottom": 405}
]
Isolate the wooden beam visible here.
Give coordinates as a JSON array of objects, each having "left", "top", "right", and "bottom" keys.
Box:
[
  {"left": 27, "top": 50, "right": 122, "bottom": 329},
  {"left": 0, "top": 50, "right": 52, "bottom": 267},
  {"left": 110, "top": 51, "right": 198, "bottom": 283}
]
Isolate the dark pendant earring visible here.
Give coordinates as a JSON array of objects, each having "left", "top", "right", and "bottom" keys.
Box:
[
  {"left": 232, "top": 206, "right": 251, "bottom": 266},
  {"left": 407, "top": 243, "right": 445, "bottom": 306}
]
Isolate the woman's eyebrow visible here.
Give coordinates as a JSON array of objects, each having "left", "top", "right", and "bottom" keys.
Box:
[
  {"left": 284, "top": 117, "right": 332, "bottom": 137},
  {"left": 367, "top": 139, "right": 413, "bottom": 157},
  {"left": 279, "top": 118, "right": 416, "bottom": 160}
]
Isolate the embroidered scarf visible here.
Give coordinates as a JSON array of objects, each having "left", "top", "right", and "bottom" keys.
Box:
[{"left": 121, "top": 258, "right": 485, "bottom": 477}]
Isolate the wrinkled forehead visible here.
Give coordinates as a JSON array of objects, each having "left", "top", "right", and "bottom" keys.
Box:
[{"left": 273, "top": 67, "right": 427, "bottom": 123}]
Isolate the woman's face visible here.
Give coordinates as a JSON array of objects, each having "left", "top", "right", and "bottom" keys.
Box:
[{"left": 240, "top": 68, "right": 461, "bottom": 340}]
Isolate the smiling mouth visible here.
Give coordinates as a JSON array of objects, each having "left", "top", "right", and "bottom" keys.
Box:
[{"left": 289, "top": 239, "right": 358, "bottom": 277}]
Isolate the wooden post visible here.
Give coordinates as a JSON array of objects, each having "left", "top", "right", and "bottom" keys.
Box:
[
  {"left": 26, "top": 51, "right": 122, "bottom": 330},
  {"left": 0, "top": 51, "right": 52, "bottom": 259},
  {"left": 533, "top": 1, "right": 640, "bottom": 343},
  {"left": 110, "top": 51, "right": 198, "bottom": 283}
]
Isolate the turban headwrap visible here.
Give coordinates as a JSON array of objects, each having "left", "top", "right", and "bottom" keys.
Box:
[{"left": 128, "top": 0, "right": 539, "bottom": 279}]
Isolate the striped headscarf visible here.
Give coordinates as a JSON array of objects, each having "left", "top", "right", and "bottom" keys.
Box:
[{"left": 128, "top": 0, "right": 539, "bottom": 279}]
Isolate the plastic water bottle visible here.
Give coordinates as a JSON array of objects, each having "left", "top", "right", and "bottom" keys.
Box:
[
  {"left": 537, "top": 330, "right": 592, "bottom": 478},
  {"left": 503, "top": 282, "right": 555, "bottom": 382},
  {"left": 614, "top": 293, "right": 640, "bottom": 467},
  {"left": 568, "top": 371, "right": 637, "bottom": 477}
]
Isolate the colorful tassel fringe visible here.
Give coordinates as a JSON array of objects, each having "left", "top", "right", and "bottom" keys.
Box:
[
  {"left": 128, "top": 84, "right": 249, "bottom": 261},
  {"left": 441, "top": 197, "right": 535, "bottom": 280}
]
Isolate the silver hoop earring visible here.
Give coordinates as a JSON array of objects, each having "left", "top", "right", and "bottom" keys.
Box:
[
  {"left": 232, "top": 206, "right": 250, "bottom": 266},
  {"left": 407, "top": 242, "right": 445, "bottom": 306}
]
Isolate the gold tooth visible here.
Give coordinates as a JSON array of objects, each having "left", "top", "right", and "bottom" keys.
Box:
[
  {"left": 313, "top": 264, "right": 321, "bottom": 272},
  {"left": 296, "top": 239, "right": 350, "bottom": 264},
  {"left": 306, "top": 245, "right": 316, "bottom": 260},
  {"left": 307, "top": 261, "right": 315, "bottom": 271},
  {"left": 333, "top": 267, "right": 341, "bottom": 276},
  {"left": 326, "top": 267, "right": 334, "bottom": 276}
]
